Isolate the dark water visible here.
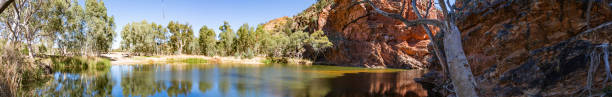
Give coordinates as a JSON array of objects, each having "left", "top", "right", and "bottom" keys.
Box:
[{"left": 33, "top": 64, "right": 428, "bottom": 97}]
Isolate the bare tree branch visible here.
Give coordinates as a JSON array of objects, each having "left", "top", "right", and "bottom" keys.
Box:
[
  {"left": 586, "top": 0, "right": 593, "bottom": 28},
  {"left": 425, "top": 0, "right": 432, "bottom": 17},
  {"left": 342, "top": 13, "right": 371, "bottom": 31},
  {"left": 0, "top": 0, "right": 13, "bottom": 14},
  {"left": 364, "top": 0, "right": 444, "bottom": 27},
  {"left": 412, "top": 0, "right": 450, "bottom": 84}
]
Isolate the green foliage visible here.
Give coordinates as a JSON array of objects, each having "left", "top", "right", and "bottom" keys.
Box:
[
  {"left": 85, "top": 0, "right": 115, "bottom": 55},
  {"left": 307, "top": 30, "right": 333, "bottom": 53},
  {"left": 50, "top": 56, "right": 110, "bottom": 73},
  {"left": 217, "top": 21, "right": 236, "bottom": 56},
  {"left": 236, "top": 23, "right": 258, "bottom": 58},
  {"left": 286, "top": 31, "right": 309, "bottom": 58},
  {"left": 168, "top": 21, "right": 194, "bottom": 54},
  {"left": 166, "top": 58, "right": 208, "bottom": 64},
  {"left": 121, "top": 20, "right": 168, "bottom": 55},
  {"left": 182, "top": 58, "right": 208, "bottom": 64},
  {"left": 198, "top": 26, "right": 217, "bottom": 56}
]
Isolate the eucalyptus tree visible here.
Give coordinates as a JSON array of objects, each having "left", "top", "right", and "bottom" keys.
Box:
[
  {"left": 0, "top": 0, "right": 47, "bottom": 59},
  {"left": 85, "top": 0, "right": 115, "bottom": 55},
  {"left": 151, "top": 22, "right": 168, "bottom": 55},
  {"left": 120, "top": 20, "right": 169, "bottom": 55},
  {"left": 306, "top": 30, "right": 332, "bottom": 55},
  {"left": 167, "top": 21, "right": 193, "bottom": 54},
  {"left": 198, "top": 26, "right": 216, "bottom": 56},
  {"left": 236, "top": 23, "right": 256, "bottom": 56},
  {"left": 44, "top": 0, "right": 88, "bottom": 55},
  {"left": 286, "top": 31, "right": 308, "bottom": 58},
  {"left": 217, "top": 21, "right": 236, "bottom": 56}
]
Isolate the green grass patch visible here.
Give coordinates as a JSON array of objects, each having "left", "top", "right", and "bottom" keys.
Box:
[
  {"left": 143, "top": 56, "right": 161, "bottom": 58},
  {"left": 183, "top": 58, "right": 208, "bottom": 64},
  {"left": 50, "top": 56, "right": 111, "bottom": 73},
  {"left": 166, "top": 58, "right": 208, "bottom": 64},
  {"left": 262, "top": 59, "right": 273, "bottom": 64}
]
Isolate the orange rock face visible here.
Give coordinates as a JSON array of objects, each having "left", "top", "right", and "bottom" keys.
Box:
[
  {"left": 318, "top": 0, "right": 441, "bottom": 69},
  {"left": 262, "top": 16, "right": 289, "bottom": 31},
  {"left": 452, "top": 0, "right": 612, "bottom": 96}
]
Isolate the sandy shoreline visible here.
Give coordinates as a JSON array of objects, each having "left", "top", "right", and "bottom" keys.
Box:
[{"left": 102, "top": 52, "right": 267, "bottom": 65}]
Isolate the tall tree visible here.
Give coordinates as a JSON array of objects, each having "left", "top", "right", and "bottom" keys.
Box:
[
  {"left": 253, "top": 24, "right": 266, "bottom": 54},
  {"left": 121, "top": 20, "right": 168, "bottom": 55},
  {"left": 151, "top": 22, "right": 168, "bottom": 55},
  {"left": 85, "top": 0, "right": 114, "bottom": 55},
  {"left": 167, "top": 21, "right": 193, "bottom": 54},
  {"left": 198, "top": 26, "right": 216, "bottom": 56},
  {"left": 0, "top": 0, "right": 46, "bottom": 59},
  {"left": 217, "top": 21, "right": 235, "bottom": 56},
  {"left": 236, "top": 23, "right": 256, "bottom": 55}
]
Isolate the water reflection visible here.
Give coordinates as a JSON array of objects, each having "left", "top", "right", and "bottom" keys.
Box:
[
  {"left": 324, "top": 70, "right": 428, "bottom": 97},
  {"left": 33, "top": 64, "right": 428, "bottom": 97}
]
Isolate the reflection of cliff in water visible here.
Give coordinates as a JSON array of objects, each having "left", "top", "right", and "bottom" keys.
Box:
[{"left": 324, "top": 70, "right": 428, "bottom": 97}]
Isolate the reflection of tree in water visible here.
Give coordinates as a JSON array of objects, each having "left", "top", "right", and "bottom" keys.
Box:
[
  {"left": 219, "top": 67, "right": 231, "bottom": 96},
  {"left": 121, "top": 65, "right": 167, "bottom": 96},
  {"left": 87, "top": 73, "right": 113, "bottom": 96},
  {"left": 121, "top": 75, "right": 166, "bottom": 96},
  {"left": 166, "top": 80, "right": 192, "bottom": 97},
  {"left": 34, "top": 73, "right": 113, "bottom": 97},
  {"left": 235, "top": 67, "right": 249, "bottom": 96},
  {"left": 323, "top": 70, "right": 428, "bottom": 97},
  {"left": 199, "top": 80, "right": 212, "bottom": 93}
]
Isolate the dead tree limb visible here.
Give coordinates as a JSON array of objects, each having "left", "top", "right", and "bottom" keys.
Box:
[
  {"left": 0, "top": 0, "right": 13, "bottom": 14},
  {"left": 586, "top": 0, "right": 593, "bottom": 28},
  {"left": 411, "top": 0, "right": 449, "bottom": 82},
  {"left": 364, "top": 0, "right": 444, "bottom": 27},
  {"left": 361, "top": 0, "right": 479, "bottom": 97}
]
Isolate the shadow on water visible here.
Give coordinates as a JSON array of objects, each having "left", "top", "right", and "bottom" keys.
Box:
[
  {"left": 30, "top": 64, "right": 430, "bottom": 97},
  {"left": 323, "top": 70, "right": 428, "bottom": 97}
]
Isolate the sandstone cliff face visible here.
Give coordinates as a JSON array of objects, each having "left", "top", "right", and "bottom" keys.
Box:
[
  {"left": 442, "top": 0, "right": 612, "bottom": 96},
  {"left": 318, "top": 0, "right": 441, "bottom": 69}
]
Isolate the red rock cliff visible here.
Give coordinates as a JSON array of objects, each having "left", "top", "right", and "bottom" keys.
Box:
[
  {"left": 318, "top": 0, "right": 441, "bottom": 69},
  {"left": 443, "top": 0, "right": 612, "bottom": 96}
]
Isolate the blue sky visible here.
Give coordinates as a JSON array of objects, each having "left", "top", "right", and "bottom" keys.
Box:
[{"left": 99, "top": 0, "right": 317, "bottom": 49}]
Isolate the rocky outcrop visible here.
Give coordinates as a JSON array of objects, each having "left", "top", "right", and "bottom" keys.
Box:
[
  {"left": 263, "top": 0, "right": 440, "bottom": 69},
  {"left": 317, "top": 0, "right": 441, "bottom": 69},
  {"left": 420, "top": 0, "right": 612, "bottom": 96},
  {"left": 262, "top": 16, "right": 289, "bottom": 31}
]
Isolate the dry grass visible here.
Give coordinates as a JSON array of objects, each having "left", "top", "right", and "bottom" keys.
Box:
[
  {"left": 0, "top": 65, "right": 20, "bottom": 97},
  {"left": 0, "top": 45, "right": 26, "bottom": 97}
]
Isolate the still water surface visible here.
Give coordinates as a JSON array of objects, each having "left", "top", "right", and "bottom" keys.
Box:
[{"left": 34, "top": 64, "right": 428, "bottom": 97}]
